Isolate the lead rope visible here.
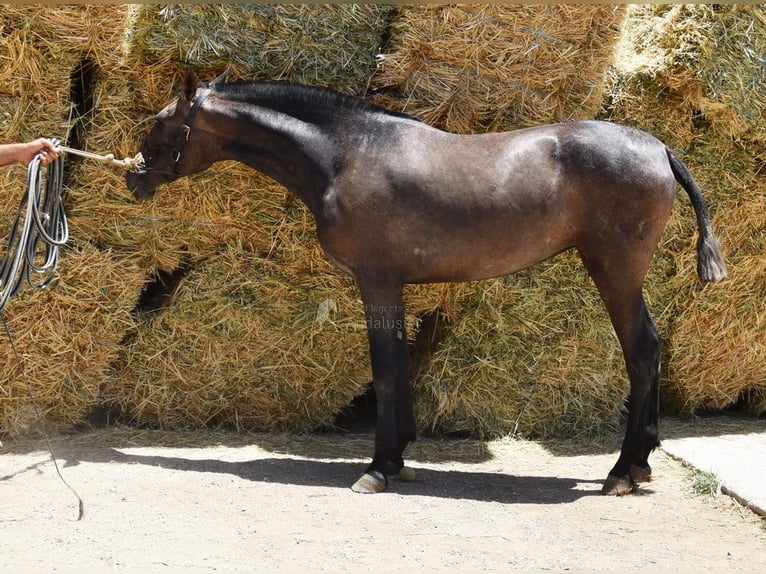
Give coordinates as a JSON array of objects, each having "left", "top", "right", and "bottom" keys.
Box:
[
  {"left": 0, "top": 143, "right": 144, "bottom": 310},
  {"left": 56, "top": 145, "right": 144, "bottom": 170},
  {"left": 1, "top": 141, "right": 143, "bottom": 521},
  {"left": 0, "top": 139, "right": 66, "bottom": 310}
]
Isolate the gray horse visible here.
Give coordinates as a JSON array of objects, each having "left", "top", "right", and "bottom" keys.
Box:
[{"left": 127, "top": 70, "right": 726, "bottom": 496}]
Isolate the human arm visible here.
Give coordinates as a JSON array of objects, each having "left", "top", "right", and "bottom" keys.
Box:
[{"left": 0, "top": 138, "right": 62, "bottom": 167}]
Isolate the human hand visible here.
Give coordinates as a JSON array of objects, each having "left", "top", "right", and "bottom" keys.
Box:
[{"left": 24, "top": 138, "right": 62, "bottom": 166}]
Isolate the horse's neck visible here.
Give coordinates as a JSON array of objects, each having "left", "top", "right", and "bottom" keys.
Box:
[{"left": 204, "top": 98, "right": 336, "bottom": 214}]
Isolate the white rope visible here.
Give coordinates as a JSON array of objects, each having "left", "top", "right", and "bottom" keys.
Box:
[
  {"left": 0, "top": 142, "right": 86, "bottom": 519},
  {"left": 0, "top": 141, "right": 67, "bottom": 311},
  {"left": 0, "top": 143, "right": 143, "bottom": 312},
  {"left": 56, "top": 145, "right": 144, "bottom": 171}
]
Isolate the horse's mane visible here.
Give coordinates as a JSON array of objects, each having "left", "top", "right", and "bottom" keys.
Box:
[{"left": 212, "top": 81, "right": 418, "bottom": 126}]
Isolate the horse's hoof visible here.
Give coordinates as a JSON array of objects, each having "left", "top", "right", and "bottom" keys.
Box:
[
  {"left": 392, "top": 466, "right": 417, "bottom": 482},
  {"left": 630, "top": 464, "right": 652, "bottom": 483},
  {"left": 601, "top": 473, "right": 638, "bottom": 496},
  {"left": 351, "top": 471, "right": 387, "bottom": 494}
]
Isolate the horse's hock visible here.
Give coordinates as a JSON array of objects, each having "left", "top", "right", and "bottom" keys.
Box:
[{"left": 1, "top": 5, "right": 764, "bottom": 438}]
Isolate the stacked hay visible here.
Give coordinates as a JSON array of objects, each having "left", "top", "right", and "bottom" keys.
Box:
[
  {"left": 370, "top": 4, "right": 627, "bottom": 133},
  {"left": 128, "top": 4, "right": 396, "bottom": 95},
  {"left": 0, "top": 6, "right": 141, "bottom": 436},
  {"left": 414, "top": 251, "right": 628, "bottom": 439},
  {"left": 606, "top": 4, "right": 765, "bottom": 145},
  {"left": 0, "top": 6, "right": 123, "bottom": 142},
  {"left": 4, "top": 4, "right": 761, "bottom": 439},
  {"left": 107, "top": 228, "right": 371, "bottom": 431},
  {"left": 602, "top": 4, "right": 765, "bottom": 415},
  {"left": 0, "top": 244, "right": 142, "bottom": 436}
]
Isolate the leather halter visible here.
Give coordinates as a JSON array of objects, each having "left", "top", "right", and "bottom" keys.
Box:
[{"left": 173, "top": 86, "right": 211, "bottom": 165}]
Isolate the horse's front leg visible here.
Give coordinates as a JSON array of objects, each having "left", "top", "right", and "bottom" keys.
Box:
[{"left": 351, "top": 279, "right": 414, "bottom": 493}]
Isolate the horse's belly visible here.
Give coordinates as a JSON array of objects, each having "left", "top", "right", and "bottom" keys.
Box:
[{"left": 399, "top": 226, "right": 572, "bottom": 284}]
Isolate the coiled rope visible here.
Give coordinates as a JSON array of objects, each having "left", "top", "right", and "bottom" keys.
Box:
[
  {"left": 0, "top": 138, "right": 68, "bottom": 311},
  {"left": 0, "top": 143, "right": 143, "bottom": 312},
  {"left": 1, "top": 141, "right": 143, "bottom": 520}
]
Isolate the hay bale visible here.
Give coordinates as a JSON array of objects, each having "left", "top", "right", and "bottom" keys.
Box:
[
  {"left": 656, "top": 142, "right": 766, "bottom": 415},
  {"left": 605, "top": 5, "right": 766, "bottom": 147},
  {"left": 602, "top": 4, "right": 766, "bottom": 415},
  {"left": 0, "top": 6, "right": 129, "bottom": 138},
  {"left": 0, "top": 3, "right": 132, "bottom": 249},
  {"left": 0, "top": 243, "right": 142, "bottom": 437},
  {"left": 106, "top": 234, "right": 372, "bottom": 432},
  {"left": 127, "top": 4, "right": 395, "bottom": 94},
  {"left": 370, "top": 4, "right": 627, "bottom": 133},
  {"left": 414, "top": 251, "right": 628, "bottom": 439}
]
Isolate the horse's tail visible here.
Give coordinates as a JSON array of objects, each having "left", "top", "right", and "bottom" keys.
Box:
[{"left": 666, "top": 148, "right": 727, "bottom": 283}]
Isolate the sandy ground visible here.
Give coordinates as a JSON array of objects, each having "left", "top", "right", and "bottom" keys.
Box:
[{"left": 1, "top": 424, "right": 764, "bottom": 572}]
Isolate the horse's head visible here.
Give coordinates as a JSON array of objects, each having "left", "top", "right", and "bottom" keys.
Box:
[{"left": 126, "top": 69, "right": 227, "bottom": 199}]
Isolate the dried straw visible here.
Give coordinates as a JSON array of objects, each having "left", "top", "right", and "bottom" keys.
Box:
[
  {"left": 606, "top": 4, "right": 766, "bottom": 146},
  {"left": 127, "top": 4, "right": 395, "bottom": 94},
  {"left": 657, "top": 142, "right": 766, "bottom": 415},
  {"left": 370, "top": 4, "right": 627, "bottom": 133},
  {"left": 4, "top": 4, "right": 762, "bottom": 438},
  {"left": 0, "top": 6, "right": 132, "bottom": 140},
  {"left": 414, "top": 251, "right": 628, "bottom": 440},
  {"left": 106, "top": 242, "right": 372, "bottom": 432},
  {"left": 0, "top": 6, "right": 141, "bottom": 437},
  {"left": 0, "top": 243, "right": 142, "bottom": 437}
]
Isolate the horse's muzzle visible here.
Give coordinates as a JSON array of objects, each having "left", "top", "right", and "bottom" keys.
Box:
[{"left": 126, "top": 171, "right": 157, "bottom": 199}]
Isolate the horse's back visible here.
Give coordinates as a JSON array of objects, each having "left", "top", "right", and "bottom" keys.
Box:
[{"left": 326, "top": 117, "right": 679, "bottom": 284}]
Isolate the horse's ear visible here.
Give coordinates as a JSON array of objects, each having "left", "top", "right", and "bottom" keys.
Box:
[
  {"left": 210, "top": 65, "right": 230, "bottom": 87},
  {"left": 180, "top": 69, "right": 199, "bottom": 104}
]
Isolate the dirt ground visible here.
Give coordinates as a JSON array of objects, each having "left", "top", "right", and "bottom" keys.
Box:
[{"left": 1, "top": 423, "right": 764, "bottom": 572}]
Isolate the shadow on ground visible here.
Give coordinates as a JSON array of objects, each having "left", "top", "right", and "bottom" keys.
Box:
[
  {"left": 2, "top": 413, "right": 760, "bottom": 469},
  {"left": 2, "top": 440, "right": 616, "bottom": 505}
]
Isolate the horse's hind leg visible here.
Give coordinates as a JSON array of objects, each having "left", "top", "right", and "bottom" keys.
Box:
[
  {"left": 580, "top": 251, "right": 662, "bottom": 495},
  {"left": 631, "top": 340, "right": 660, "bottom": 484}
]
